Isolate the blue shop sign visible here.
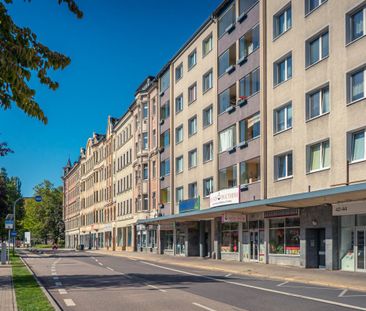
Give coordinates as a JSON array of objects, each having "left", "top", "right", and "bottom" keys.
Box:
[{"left": 179, "top": 197, "right": 200, "bottom": 214}]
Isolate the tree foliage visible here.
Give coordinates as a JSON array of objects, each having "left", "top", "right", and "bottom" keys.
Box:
[
  {"left": 22, "top": 180, "right": 63, "bottom": 244},
  {"left": 0, "top": 141, "right": 13, "bottom": 156},
  {"left": 0, "top": 0, "right": 82, "bottom": 124}
]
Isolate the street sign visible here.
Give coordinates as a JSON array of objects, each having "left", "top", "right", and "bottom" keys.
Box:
[
  {"left": 10, "top": 231, "right": 17, "bottom": 238},
  {"left": 24, "top": 232, "right": 31, "bottom": 244},
  {"left": 5, "top": 220, "right": 13, "bottom": 230},
  {"left": 34, "top": 196, "right": 42, "bottom": 202}
]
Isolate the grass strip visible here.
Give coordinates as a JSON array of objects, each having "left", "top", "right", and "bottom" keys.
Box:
[{"left": 11, "top": 254, "right": 54, "bottom": 311}]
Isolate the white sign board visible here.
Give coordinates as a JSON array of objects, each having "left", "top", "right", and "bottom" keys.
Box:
[
  {"left": 332, "top": 200, "right": 366, "bottom": 216},
  {"left": 5, "top": 220, "right": 13, "bottom": 230},
  {"left": 24, "top": 232, "right": 31, "bottom": 244},
  {"left": 210, "top": 187, "right": 239, "bottom": 208},
  {"left": 222, "top": 213, "right": 247, "bottom": 223}
]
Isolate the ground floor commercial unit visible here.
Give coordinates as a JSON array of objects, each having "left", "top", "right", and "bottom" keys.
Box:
[
  {"left": 137, "top": 183, "right": 366, "bottom": 273},
  {"left": 65, "top": 229, "right": 80, "bottom": 249}
]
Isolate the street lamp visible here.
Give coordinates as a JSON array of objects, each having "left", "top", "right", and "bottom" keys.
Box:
[{"left": 12, "top": 195, "right": 42, "bottom": 255}]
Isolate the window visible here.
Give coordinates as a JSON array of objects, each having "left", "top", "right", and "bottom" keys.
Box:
[
  {"left": 175, "top": 125, "right": 183, "bottom": 144},
  {"left": 218, "top": 44, "right": 236, "bottom": 77},
  {"left": 274, "top": 5, "right": 292, "bottom": 38},
  {"left": 239, "top": 25, "right": 259, "bottom": 59},
  {"left": 188, "top": 116, "right": 197, "bottom": 136},
  {"left": 275, "top": 152, "right": 293, "bottom": 180},
  {"left": 152, "top": 129, "right": 156, "bottom": 148},
  {"left": 143, "top": 194, "right": 148, "bottom": 211},
  {"left": 239, "top": 67, "right": 260, "bottom": 98},
  {"left": 240, "top": 157, "right": 260, "bottom": 184},
  {"left": 239, "top": 0, "right": 258, "bottom": 15},
  {"left": 160, "top": 101, "right": 170, "bottom": 120},
  {"left": 203, "top": 34, "right": 213, "bottom": 57},
  {"left": 175, "top": 63, "right": 183, "bottom": 81},
  {"left": 218, "top": 84, "right": 236, "bottom": 113},
  {"left": 347, "top": 6, "right": 366, "bottom": 43},
  {"left": 269, "top": 217, "right": 300, "bottom": 255},
  {"left": 203, "top": 70, "right": 213, "bottom": 93},
  {"left": 160, "top": 69, "right": 170, "bottom": 93},
  {"left": 203, "top": 178, "right": 213, "bottom": 197},
  {"left": 152, "top": 161, "right": 156, "bottom": 178},
  {"left": 274, "top": 103, "right": 292, "bottom": 133},
  {"left": 188, "top": 83, "right": 197, "bottom": 103},
  {"left": 350, "top": 130, "right": 365, "bottom": 162},
  {"left": 142, "top": 132, "right": 148, "bottom": 150},
  {"left": 239, "top": 113, "right": 260, "bottom": 142},
  {"left": 306, "top": 30, "right": 329, "bottom": 66},
  {"left": 188, "top": 49, "right": 197, "bottom": 70},
  {"left": 160, "top": 159, "right": 170, "bottom": 176},
  {"left": 143, "top": 164, "right": 148, "bottom": 180},
  {"left": 160, "top": 187, "right": 170, "bottom": 204},
  {"left": 188, "top": 149, "right": 197, "bottom": 168},
  {"left": 176, "top": 156, "right": 183, "bottom": 174},
  {"left": 307, "top": 140, "right": 330, "bottom": 172},
  {"left": 160, "top": 130, "right": 170, "bottom": 148},
  {"left": 176, "top": 187, "right": 184, "bottom": 203},
  {"left": 188, "top": 182, "right": 198, "bottom": 199},
  {"left": 274, "top": 54, "right": 292, "bottom": 85},
  {"left": 203, "top": 141, "right": 213, "bottom": 162},
  {"left": 349, "top": 67, "right": 365, "bottom": 103},
  {"left": 175, "top": 94, "right": 183, "bottom": 114},
  {"left": 306, "top": 85, "right": 329, "bottom": 120},
  {"left": 203, "top": 105, "right": 213, "bottom": 127},
  {"left": 143, "top": 102, "right": 148, "bottom": 119},
  {"left": 218, "top": 3, "right": 235, "bottom": 38},
  {"left": 219, "top": 125, "right": 236, "bottom": 152},
  {"left": 221, "top": 223, "right": 239, "bottom": 253},
  {"left": 306, "top": 0, "right": 326, "bottom": 14},
  {"left": 219, "top": 165, "right": 237, "bottom": 190}
]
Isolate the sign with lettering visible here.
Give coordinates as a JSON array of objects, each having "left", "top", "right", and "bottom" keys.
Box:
[
  {"left": 332, "top": 201, "right": 366, "bottom": 216},
  {"left": 221, "top": 213, "right": 246, "bottom": 223},
  {"left": 210, "top": 187, "right": 239, "bottom": 208},
  {"left": 179, "top": 197, "right": 200, "bottom": 213},
  {"left": 5, "top": 220, "right": 13, "bottom": 229}
]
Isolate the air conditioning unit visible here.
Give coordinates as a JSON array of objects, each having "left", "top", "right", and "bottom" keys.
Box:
[
  {"left": 237, "top": 12, "right": 248, "bottom": 23},
  {"left": 225, "top": 22, "right": 235, "bottom": 34},
  {"left": 237, "top": 141, "right": 248, "bottom": 149},
  {"left": 225, "top": 64, "right": 235, "bottom": 75},
  {"left": 237, "top": 97, "right": 248, "bottom": 107},
  {"left": 228, "top": 146, "right": 236, "bottom": 154},
  {"left": 237, "top": 56, "right": 248, "bottom": 66}
]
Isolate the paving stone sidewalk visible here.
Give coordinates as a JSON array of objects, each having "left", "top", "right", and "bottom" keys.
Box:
[
  {"left": 0, "top": 265, "right": 17, "bottom": 311},
  {"left": 89, "top": 249, "right": 366, "bottom": 292}
]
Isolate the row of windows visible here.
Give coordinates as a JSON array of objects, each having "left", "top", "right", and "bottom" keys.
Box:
[
  {"left": 117, "top": 199, "right": 133, "bottom": 217},
  {"left": 114, "top": 149, "right": 132, "bottom": 173},
  {"left": 114, "top": 173, "right": 132, "bottom": 196},
  {"left": 114, "top": 124, "right": 132, "bottom": 151},
  {"left": 176, "top": 177, "right": 214, "bottom": 204}
]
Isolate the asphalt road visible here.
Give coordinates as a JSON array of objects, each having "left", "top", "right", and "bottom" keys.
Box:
[{"left": 21, "top": 250, "right": 366, "bottom": 311}]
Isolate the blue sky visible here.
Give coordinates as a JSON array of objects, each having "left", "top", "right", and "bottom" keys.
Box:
[{"left": 0, "top": 0, "right": 222, "bottom": 196}]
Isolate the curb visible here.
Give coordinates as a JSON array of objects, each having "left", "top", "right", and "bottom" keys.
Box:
[
  {"left": 20, "top": 256, "right": 62, "bottom": 311},
  {"left": 88, "top": 250, "right": 366, "bottom": 293},
  {"left": 9, "top": 265, "right": 18, "bottom": 311}
]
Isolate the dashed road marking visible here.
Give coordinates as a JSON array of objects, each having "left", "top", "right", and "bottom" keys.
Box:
[
  {"left": 51, "top": 272, "right": 57, "bottom": 275},
  {"left": 146, "top": 284, "right": 167, "bottom": 293},
  {"left": 58, "top": 288, "right": 67, "bottom": 295},
  {"left": 107, "top": 267, "right": 114, "bottom": 271},
  {"left": 98, "top": 262, "right": 103, "bottom": 266},
  {"left": 277, "top": 281, "right": 289, "bottom": 287},
  {"left": 64, "top": 299, "right": 76, "bottom": 307},
  {"left": 339, "top": 289, "right": 348, "bottom": 297},
  {"left": 192, "top": 302, "right": 216, "bottom": 311},
  {"left": 225, "top": 273, "right": 232, "bottom": 278}
]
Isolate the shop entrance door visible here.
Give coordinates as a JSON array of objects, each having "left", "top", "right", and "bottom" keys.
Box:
[
  {"left": 306, "top": 228, "right": 325, "bottom": 268},
  {"left": 356, "top": 228, "right": 366, "bottom": 271},
  {"left": 176, "top": 232, "right": 186, "bottom": 256},
  {"left": 250, "top": 230, "right": 258, "bottom": 261}
]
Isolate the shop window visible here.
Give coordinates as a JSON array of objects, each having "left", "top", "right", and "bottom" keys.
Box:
[
  {"left": 163, "top": 231, "right": 174, "bottom": 250},
  {"left": 221, "top": 223, "right": 239, "bottom": 253},
  {"left": 269, "top": 217, "right": 300, "bottom": 255}
]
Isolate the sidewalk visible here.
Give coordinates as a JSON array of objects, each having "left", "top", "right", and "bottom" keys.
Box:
[
  {"left": 0, "top": 265, "right": 17, "bottom": 311},
  {"left": 89, "top": 249, "right": 366, "bottom": 292}
]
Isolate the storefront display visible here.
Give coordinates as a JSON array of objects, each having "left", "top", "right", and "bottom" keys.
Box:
[
  {"left": 269, "top": 217, "right": 300, "bottom": 255},
  {"left": 221, "top": 223, "right": 239, "bottom": 253}
]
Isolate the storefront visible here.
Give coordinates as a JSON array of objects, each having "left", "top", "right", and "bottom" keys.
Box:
[
  {"left": 221, "top": 222, "right": 239, "bottom": 261},
  {"left": 334, "top": 200, "right": 366, "bottom": 272},
  {"left": 160, "top": 223, "right": 174, "bottom": 255},
  {"left": 242, "top": 213, "right": 265, "bottom": 262}
]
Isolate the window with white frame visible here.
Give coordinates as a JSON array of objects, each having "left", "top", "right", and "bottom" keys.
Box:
[
  {"left": 143, "top": 102, "right": 148, "bottom": 119},
  {"left": 306, "top": 30, "right": 329, "bottom": 66},
  {"left": 175, "top": 125, "right": 183, "bottom": 144},
  {"left": 218, "top": 3, "right": 235, "bottom": 38},
  {"left": 143, "top": 194, "right": 148, "bottom": 211},
  {"left": 348, "top": 67, "right": 365, "bottom": 103},
  {"left": 347, "top": 5, "right": 366, "bottom": 43},
  {"left": 188, "top": 49, "right": 197, "bottom": 70},
  {"left": 203, "top": 105, "right": 213, "bottom": 127},
  {"left": 188, "top": 182, "right": 198, "bottom": 199},
  {"left": 203, "top": 177, "right": 214, "bottom": 197},
  {"left": 175, "top": 94, "right": 183, "bottom": 113},
  {"left": 274, "top": 4, "right": 292, "bottom": 38},
  {"left": 307, "top": 140, "right": 330, "bottom": 172},
  {"left": 239, "top": 25, "right": 259, "bottom": 59},
  {"left": 275, "top": 152, "right": 293, "bottom": 180},
  {"left": 176, "top": 187, "right": 183, "bottom": 204},
  {"left": 175, "top": 63, "right": 183, "bottom": 81},
  {"left": 350, "top": 129, "right": 365, "bottom": 162},
  {"left": 188, "top": 116, "right": 197, "bottom": 136},
  {"left": 203, "top": 69, "right": 213, "bottom": 93},
  {"left": 203, "top": 34, "right": 213, "bottom": 57},
  {"left": 305, "top": 0, "right": 326, "bottom": 15},
  {"left": 239, "top": 67, "right": 260, "bottom": 98},
  {"left": 274, "top": 103, "right": 292, "bottom": 133},
  {"left": 143, "top": 163, "right": 148, "bottom": 180},
  {"left": 219, "top": 125, "right": 236, "bottom": 152},
  {"left": 203, "top": 141, "right": 213, "bottom": 162},
  {"left": 306, "top": 84, "right": 329, "bottom": 120},
  {"left": 188, "top": 149, "right": 197, "bottom": 168},
  {"left": 274, "top": 54, "right": 292, "bottom": 85},
  {"left": 176, "top": 156, "right": 183, "bottom": 174},
  {"left": 142, "top": 132, "right": 148, "bottom": 150},
  {"left": 188, "top": 82, "right": 197, "bottom": 103}
]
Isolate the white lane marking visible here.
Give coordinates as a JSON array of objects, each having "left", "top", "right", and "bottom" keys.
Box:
[
  {"left": 192, "top": 302, "right": 216, "bottom": 311},
  {"left": 339, "top": 289, "right": 348, "bottom": 297},
  {"left": 146, "top": 284, "right": 167, "bottom": 293},
  {"left": 98, "top": 262, "right": 103, "bottom": 266},
  {"left": 55, "top": 282, "right": 62, "bottom": 287},
  {"left": 53, "top": 276, "right": 59, "bottom": 280},
  {"left": 277, "top": 281, "right": 289, "bottom": 287},
  {"left": 64, "top": 299, "right": 76, "bottom": 307},
  {"left": 140, "top": 261, "right": 366, "bottom": 311},
  {"left": 107, "top": 267, "right": 114, "bottom": 271},
  {"left": 51, "top": 272, "right": 57, "bottom": 276},
  {"left": 129, "top": 258, "right": 138, "bottom": 261},
  {"left": 225, "top": 273, "right": 232, "bottom": 278},
  {"left": 58, "top": 289, "right": 67, "bottom": 295}
]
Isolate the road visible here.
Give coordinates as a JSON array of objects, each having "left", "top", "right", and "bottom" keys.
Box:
[{"left": 21, "top": 250, "right": 366, "bottom": 311}]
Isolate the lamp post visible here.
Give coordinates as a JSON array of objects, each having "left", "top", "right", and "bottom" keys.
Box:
[{"left": 12, "top": 195, "right": 42, "bottom": 255}]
